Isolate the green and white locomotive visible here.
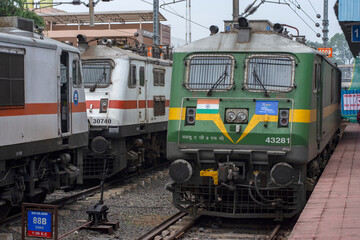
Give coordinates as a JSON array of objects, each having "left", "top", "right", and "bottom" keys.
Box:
[{"left": 166, "top": 18, "right": 341, "bottom": 220}]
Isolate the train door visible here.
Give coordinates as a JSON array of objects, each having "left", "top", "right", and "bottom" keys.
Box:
[
  {"left": 315, "top": 60, "right": 323, "bottom": 148},
  {"left": 134, "top": 60, "right": 146, "bottom": 123},
  {"left": 60, "top": 52, "right": 71, "bottom": 135},
  {"left": 70, "top": 53, "right": 82, "bottom": 133}
]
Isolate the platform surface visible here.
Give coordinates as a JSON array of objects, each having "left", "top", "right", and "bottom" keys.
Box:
[{"left": 289, "top": 123, "right": 360, "bottom": 240}]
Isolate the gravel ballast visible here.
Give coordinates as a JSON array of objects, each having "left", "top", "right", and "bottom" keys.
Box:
[{"left": 0, "top": 172, "right": 178, "bottom": 240}]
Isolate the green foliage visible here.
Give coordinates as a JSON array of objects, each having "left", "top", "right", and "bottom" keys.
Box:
[
  {"left": 306, "top": 40, "right": 322, "bottom": 49},
  {"left": 306, "top": 33, "right": 353, "bottom": 65},
  {"left": 0, "top": 0, "right": 44, "bottom": 27},
  {"left": 330, "top": 33, "right": 353, "bottom": 65}
]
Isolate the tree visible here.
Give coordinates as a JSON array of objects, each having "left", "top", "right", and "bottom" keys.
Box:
[
  {"left": 329, "top": 33, "right": 353, "bottom": 65},
  {"left": 0, "top": 0, "right": 44, "bottom": 27},
  {"left": 306, "top": 33, "right": 353, "bottom": 65},
  {"left": 306, "top": 40, "right": 323, "bottom": 50}
]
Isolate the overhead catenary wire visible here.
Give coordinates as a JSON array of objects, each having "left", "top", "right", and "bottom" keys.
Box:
[
  {"left": 285, "top": 0, "right": 322, "bottom": 28},
  {"left": 283, "top": 0, "right": 318, "bottom": 34},
  {"left": 307, "top": 0, "right": 319, "bottom": 15},
  {"left": 140, "top": 0, "right": 207, "bottom": 29},
  {"left": 161, "top": 0, "right": 182, "bottom": 17}
]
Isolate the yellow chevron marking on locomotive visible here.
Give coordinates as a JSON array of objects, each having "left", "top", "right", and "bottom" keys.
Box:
[
  {"left": 236, "top": 114, "right": 278, "bottom": 144},
  {"left": 196, "top": 113, "right": 234, "bottom": 143},
  {"left": 169, "top": 108, "right": 186, "bottom": 120},
  {"left": 290, "top": 109, "right": 316, "bottom": 123}
]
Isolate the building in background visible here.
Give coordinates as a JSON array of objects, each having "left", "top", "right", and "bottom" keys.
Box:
[
  {"left": 335, "top": 0, "right": 360, "bottom": 122},
  {"left": 35, "top": 8, "right": 171, "bottom": 47},
  {"left": 338, "top": 64, "right": 354, "bottom": 89},
  {"left": 26, "top": 0, "right": 54, "bottom": 9}
]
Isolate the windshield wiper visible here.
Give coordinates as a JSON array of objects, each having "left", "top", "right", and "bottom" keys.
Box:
[
  {"left": 252, "top": 67, "right": 269, "bottom": 97},
  {"left": 89, "top": 69, "right": 107, "bottom": 92},
  {"left": 207, "top": 67, "right": 228, "bottom": 96}
]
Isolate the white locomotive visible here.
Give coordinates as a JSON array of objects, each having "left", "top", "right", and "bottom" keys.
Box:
[
  {"left": 0, "top": 17, "right": 88, "bottom": 218},
  {"left": 79, "top": 37, "right": 172, "bottom": 179}
]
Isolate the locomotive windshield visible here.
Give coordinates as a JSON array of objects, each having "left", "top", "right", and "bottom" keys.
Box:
[
  {"left": 184, "top": 54, "right": 234, "bottom": 91},
  {"left": 82, "top": 60, "right": 113, "bottom": 89},
  {"left": 244, "top": 54, "right": 295, "bottom": 93}
]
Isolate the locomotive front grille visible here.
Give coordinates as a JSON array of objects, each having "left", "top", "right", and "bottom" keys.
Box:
[
  {"left": 173, "top": 183, "right": 301, "bottom": 218},
  {"left": 83, "top": 156, "right": 114, "bottom": 177}
]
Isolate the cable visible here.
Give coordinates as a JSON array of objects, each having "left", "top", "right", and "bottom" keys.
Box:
[
  {"left": 307, "top": 0, "right": 318, "bottom": 15},
  {"left": 161, "top": 0, "right": 182, "bottom": 17},
  {"left": 140, "top": 0, "right": 207, "bottom": 29},
  {"left": 286, "top": 0, "right": 322, "bottom": 28},
  {"left": 283, "top": 0, "right": 317, "bottom": 34}
]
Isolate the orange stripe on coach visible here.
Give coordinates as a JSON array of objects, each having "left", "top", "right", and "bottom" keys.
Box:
[{"left": 0, "top": 103, "right": 58, "bottom": 117}]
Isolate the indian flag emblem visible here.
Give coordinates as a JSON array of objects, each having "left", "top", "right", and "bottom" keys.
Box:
[{"left": 196, "top": 99, "right": 220, "bottom": 114}]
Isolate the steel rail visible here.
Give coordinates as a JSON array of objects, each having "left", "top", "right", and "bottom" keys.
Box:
[
  {"left": 167, "top": 215, "right": 200, "bottom": 240},
  {"left": 267, "top": 224, "right": 282, "bottom": 240},
  {"left": 136, "top": 211, "right": 187, "bottom": 240},
  {"left": 0, "top": 162, "right": 169, "bottom": 226}
]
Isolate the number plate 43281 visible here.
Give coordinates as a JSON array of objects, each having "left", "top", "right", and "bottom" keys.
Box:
[{"left": 265, "top": 137, "right": 290, "bottom": 144}]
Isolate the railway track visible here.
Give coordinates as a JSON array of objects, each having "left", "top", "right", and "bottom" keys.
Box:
[
  {"left": 138, "top": 212, "right": 290, "bottom": 240},
  {"left": 0, "top": 163, "right": 170, "bottom": 227}
]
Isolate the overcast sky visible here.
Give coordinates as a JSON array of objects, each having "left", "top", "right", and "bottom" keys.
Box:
[{"left": 56, "top": 0, "right": 342, "bottom": 43}]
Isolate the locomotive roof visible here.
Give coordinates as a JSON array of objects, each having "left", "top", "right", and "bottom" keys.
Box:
[
  {"left": 0, "top": 30, "right": 80, "bottom": 53},
  {"left": 81, "top": 45, "right": 172, "bottom": 65},
  {"left": 174, "top": 31, "right": 318, "bottom": 54}
]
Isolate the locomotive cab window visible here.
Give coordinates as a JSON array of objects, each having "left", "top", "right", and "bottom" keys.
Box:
[
  {"left": 153, "top": 68, "right": 165, "bottom": 86},
  {"left": 244, "top": 54, "right": 295, "bottom": 92},
  {"left": 72, "top": 60, "right": 82, "bottom": 87},
  {"left": 82, "top": 60, "right": 113, "bottom": 88},
  {"left": 185, "top": 54, "right": 234, "bottom": 91},
  {"left": 0, "top": 47, "right": 25, "bottom": 107},
  {"left": 140, "top": 66, "right": 145, "bottom": 86},
  {"left": 128, "top": 64, "right": 137, "bottom": 88}
]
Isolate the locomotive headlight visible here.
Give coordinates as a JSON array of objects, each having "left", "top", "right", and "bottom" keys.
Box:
[
  {"left": 100, "top": 99, "right": 108, "bottom": 113},
  {"left": 237, "top": 111, "right": 247, "bottom": 122},
  {"left": 225, "top": 109, "right": 248, "bottom": 123},
  {"left": 226, "top": 111, "right": 237, "bottom": 122}
]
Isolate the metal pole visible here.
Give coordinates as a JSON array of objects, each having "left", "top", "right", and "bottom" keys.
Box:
[
  {"left": 322, "top": 0, "right": 329, "bottom": 47},
  {"left": 185, "top": 0, "right": 191, "bottom": 44},
  {"left": 153, "top": 0, "right": 160, "bottom": 45},
  {"left": 89, "top": 0, "right": 94, "bottom": 27},
  {"left": 233, "top": 0, "right": 239, "bottom": 20}
]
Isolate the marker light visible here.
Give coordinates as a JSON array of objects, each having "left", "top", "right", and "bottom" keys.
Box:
[
  {"left": 186, "top": 107, "right": 196, "bottom": 125},
  {"left": 278, "top": 109, "right": 289, "bottom": 127},
  {"left": 100, "top": 99, "right": 108, "bottom": 113}
]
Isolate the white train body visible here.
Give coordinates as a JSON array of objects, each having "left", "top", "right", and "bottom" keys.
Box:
[
  {"left": 0, "top": 17, "right": 88, "bottom": 216},
  {"left": 81, "top": 45, "right": 172, "bottom": 178}
]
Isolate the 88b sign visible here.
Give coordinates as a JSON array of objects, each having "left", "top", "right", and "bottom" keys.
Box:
[{"left": 27, "top": 211, "right": 52, "bottom": 238}]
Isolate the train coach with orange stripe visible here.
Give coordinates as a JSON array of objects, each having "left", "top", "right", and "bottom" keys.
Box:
[
  {"left": 0, "top": 17, "right": 88, "bottom": 218},
  {"left": 78, "top": 36, "right": 172, "bottom": 179},
  {"left": 166, "top": 18, "right": 341, "bottom": 220}
]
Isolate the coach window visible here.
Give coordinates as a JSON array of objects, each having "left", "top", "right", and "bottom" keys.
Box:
[
  {"left": 128, "top": 64, "right": 137, "bottom": 88},
  {"left": 0, "top": 47, "right": 25, "bottom": 107},
  {"left": 153, "top": 69, "right": 165, "bottom": 86},
  {"left": 140, "top": 66, "right": 145, "bottom": 86},
  {"left": 244, "top": 54, "right": 294, "bottom": 93},
  {"left": 72, "top": 60, "right": 82, "bottom": 87}
]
